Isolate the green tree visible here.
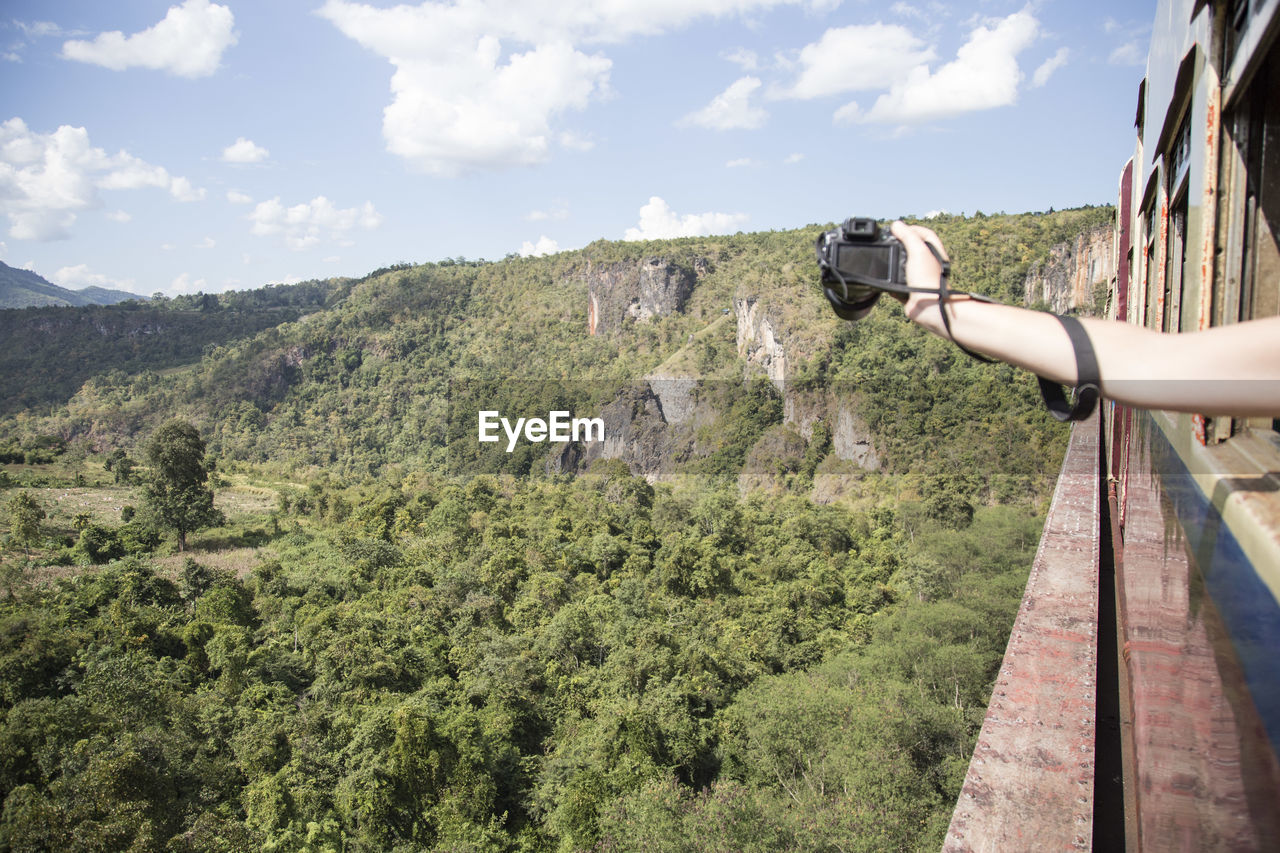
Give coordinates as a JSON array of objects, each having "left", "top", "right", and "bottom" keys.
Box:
[
  {"left": 141, "top": 419, "right": 223, "bottom": 551},
  {"left": 6, "top": 490, "right": 45, "bottom": 558}
]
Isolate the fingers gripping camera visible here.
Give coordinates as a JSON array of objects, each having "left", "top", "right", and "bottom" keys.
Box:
[
  {"left": 815, "top": 217, "right": 910, "bottom": 321},
  {"left": 815, "top": 217, "right": 951, "bottom": 321}
]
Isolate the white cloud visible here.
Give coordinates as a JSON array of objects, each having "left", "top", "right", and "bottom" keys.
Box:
[
  {"left": 196, "top": 236, "right": 216, "bottom": 248},
  {"left": 222, "top": 137, "right": 269, "bottom": 163},
  {"left": 890, "top": 2, "right": 926, "bottom": 21},
  {"left": 169, "top": 272, "right": 208, "bottom": 295},
  {"left": 365, "top": 38, "right": 607, "bottom": 175},
  {"left": 681, "top": 76, "right": 767, "bottom": 130},
  {"left": 526, "top": 202, "right": 569, "bottom": 221},
  {"left": 0, "top": 117, "right": 204, "bottom": 241},
  {"left": 7, "top": 20, "right": 85, "bottom": 62},
  {"left": 50, "top": 263, "right": 137, "bottom": 292},
  {"left": 248, "top": 195, "right": 383, "bottom": 251},
  {"left": 106, "top": 209, "right": 131, "bottom": 223},
  {"left": 783, "top": 152, "right": 804, "bottom": 164},
  {"left": 168, "top": 176, "right": 205, "bottom": 202},
  {"left": 623, "top": 196, "right": 748, "bottom": 241},
  {"left": 520, "top": 235, "right": 561, "bottom": 256},
  {"left": 61, "top": 0, "right": 237, "bottom": 78},
  {"left": 317, "top": 0, "right": 809, "bottom": 174},
  {"left": 17, "top": 21, "right": 71, "bottom": 40},
  {"left": 226, "top": 190, "right": 253, "bottom": 204},
  {"left": 558, "top": 131, "right": 596, "bottom": 152},
  {"left": 1109, "top": 41, "right": 1144, "bottom": 66},
  {"left": 726, "top": 157, "right": 759, "bottom": 167},
  {"left": 1032, "top": 46, "right": 1069, "bottom": 87},
  {"left": 778, "top": 24, "right": 935, "bottom": 99},
  {"left": 849, "top": 10, "right": 1040, "bottom": 125},
  {"left": 723, "top": 47, "right": 759, "bottom": 71}
]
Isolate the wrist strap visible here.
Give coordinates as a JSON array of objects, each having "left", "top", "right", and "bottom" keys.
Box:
[
  {"left": 930, "top": 244, "right": 997, "bottom": 364},
  {"left": 1037, "top": 314, "right": 1100, "bottom": 421}
]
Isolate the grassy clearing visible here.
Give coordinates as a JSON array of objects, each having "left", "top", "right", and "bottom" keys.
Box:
[
  {"left": 215, "top": 482, "right": 278, "bottom": 521},
  {"left": 28, "top": 486, "right": 136, "bottom": 535},
  {"left": 153, "top": 546, "right": 273, "bottom": 579},
  {"left": 649, "top": 312, "right": 733, "bottom": 378},
  {"left": 2, "top": 452, "right": 287, "bottom": 581}
]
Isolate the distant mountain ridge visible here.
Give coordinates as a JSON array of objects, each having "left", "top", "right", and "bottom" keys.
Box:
[{"left": 0, "top": 260, "right": 145, "bottom": 308}]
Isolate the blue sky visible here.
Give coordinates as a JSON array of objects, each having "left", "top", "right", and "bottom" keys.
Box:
[{"left": 1, "top": 0, "right": 1152, "bottom": 297}]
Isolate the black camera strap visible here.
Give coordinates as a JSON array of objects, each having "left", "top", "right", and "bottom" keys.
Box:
[
  {"left": 933, "top": 265, "right": 1100, "bottom": 421},
  {"left": 925, "top": 244, "right": 998, "bottom": 366},
  {"left": 822, "top": 242, "right": 1001, "bottom": 363},
  {"left": 823, "top": 237, "right": 1102, "bottom": 421},
  {"left": 828, "top": 247, "right": 1101, "bottom": 421},
  {"left": 934, "top": 282, "right": 1100, "bottom": 421},
  {"left": 1035, "top": 314, "right": 1100, "bottom": 422}
]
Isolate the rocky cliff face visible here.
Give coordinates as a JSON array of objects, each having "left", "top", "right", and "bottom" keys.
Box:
[
  {"left": 1023, "top": 224, "right": 1115, "bottom": 314},
  {"left": 545, "top": 383, "right": 696, "bottom": 480},
  {"left": 734, "top": 297, "right": 788, "bottom": 385},
  {"left": 550, "top": 262, "right": 881, "bottom": 484},
  {"left": 782, "top": 386, "right": 880, "bottom": 470},
  {"left": 734, "top": 295, "right": 879, "bottom": 470},
  {"left": 546, "top": 378, "right": 880, "bottom": 485},
  {"left": 585, "top": 257, "right": 703, "bottom": 335}
]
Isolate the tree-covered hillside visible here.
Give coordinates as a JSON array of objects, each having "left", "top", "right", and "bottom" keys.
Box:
[
  {"left": 0, "top": 206, "right": 1113, "bottom": 852},
  {"left": 0, "top": 279, "right": 349, "bottom": 417},
  {"left": 0, "top": 261, "right": 143, "bottom": 310},
  {"left": 1, "top": 206, "right": 1111, "bottom": 489}
]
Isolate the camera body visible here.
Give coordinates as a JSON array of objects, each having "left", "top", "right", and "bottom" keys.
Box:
[{"left": 815, "top": 217, "right": 908, "bottom": 321}]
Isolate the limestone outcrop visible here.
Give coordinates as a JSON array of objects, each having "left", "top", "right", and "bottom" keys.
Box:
[
  {"left": 734, "top": 297, "right": 787, "bottom": 385},
  {"left": 585, "top": 257, "right": 701, "bottom": 335},
  {"left": 1023, "top": 224, "right": 1115, "bottom": 314}
]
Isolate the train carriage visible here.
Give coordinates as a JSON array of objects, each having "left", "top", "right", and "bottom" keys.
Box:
[{"left": 945, "top": 1, "right": 1280, "bottom": 849}]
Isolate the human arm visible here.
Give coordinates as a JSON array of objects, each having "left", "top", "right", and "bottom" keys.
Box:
[{"left": 889, "top": 220, "right": 1280, "bottom": 417}]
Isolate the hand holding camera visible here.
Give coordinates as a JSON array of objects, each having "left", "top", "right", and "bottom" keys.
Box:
[
  {"left": 815, "top": 217, "right": 1099, "bottom": 421},
  {"left": 815, "top": 218, "right": 955, "bottom": 321}
]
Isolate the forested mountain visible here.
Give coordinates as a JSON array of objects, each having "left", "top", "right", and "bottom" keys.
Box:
[
  {"left": 1, "top": 206, "right": 1110, "bottom": 486},
  {"left": 0, "top": 279, "right": 349, "bottom": 416},
  {"left": 0, "top": 261, "right": 143, "bottom": 309},
  {"left": 0, "top": 207, "right": 1112, "bottom": 852}
]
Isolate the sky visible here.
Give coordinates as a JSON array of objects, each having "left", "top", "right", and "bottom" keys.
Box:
[{"left": 0, "top": 0, "right": 1154, "bottom": 297}]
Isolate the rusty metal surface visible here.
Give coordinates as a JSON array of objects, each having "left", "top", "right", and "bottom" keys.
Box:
[
  {"left": 943, "top": 414, "right": 1100, "bottom": 853},
  {"left": 1117, "top": 158, "right": 1134, "bottom": 324},
  {"left": 1115, "top": 416, "right": 1280, "bottom": 852}
]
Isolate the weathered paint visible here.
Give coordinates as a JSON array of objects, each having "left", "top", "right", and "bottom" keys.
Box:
[
  {"left": 1116, "top": 158, "right": 1134, "bottom": 323},
  {"left": 943, "top": 414, "right": 1100, "bottom": 852},
  {"left": 1114, "top": 411, "right": 1280, "bottom": 850},
  {"left": 1191, "top": 74, "right": 1221, "bottom": 447},
  {"left": 1198, "top": 88, "right": 1219, "bottom": 332},
  {"left": 1154, "top": 193, "right": 1169, "bottom": 331}
]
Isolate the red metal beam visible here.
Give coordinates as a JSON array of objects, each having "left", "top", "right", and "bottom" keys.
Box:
[{"left": 944, "top": 413, "right": 1101, "bottom": 851}]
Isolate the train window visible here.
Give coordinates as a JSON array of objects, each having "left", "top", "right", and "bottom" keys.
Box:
[
  {"left": 1225, "top": 0, "right": 1252, "bottom": 72},
  {"left": 1236, "top": 50, "right": 1280, "bottom": 322},
  {"left": 1220, "top": 40, "right": 1280, "bottom": 435},
  {"left": 1169, "top": 111, "right": 1192, "bottom": 193},
  {"left": 1164, "top": 197, "right": 1187, "bottom": 333},
  {"left": 1144, "top": 208, "right": 1158, "bottom": 329}
]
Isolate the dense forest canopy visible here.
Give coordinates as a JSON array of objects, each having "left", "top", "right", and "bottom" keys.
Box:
[{"left": 0, "top": 207, "right": 1112, "bottom": 852}]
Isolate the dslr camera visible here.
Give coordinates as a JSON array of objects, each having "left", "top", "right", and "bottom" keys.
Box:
[{"left": 815, "top": 217, "right": 908, "bottom": 321}]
